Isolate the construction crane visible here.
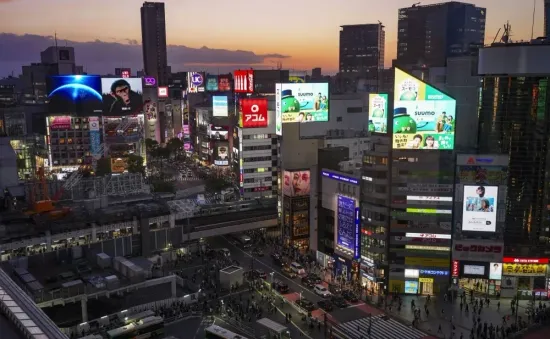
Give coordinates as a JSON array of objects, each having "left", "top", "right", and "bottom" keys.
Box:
[{"left": 25, "top": 167, "right": 73, "bottom": 220}]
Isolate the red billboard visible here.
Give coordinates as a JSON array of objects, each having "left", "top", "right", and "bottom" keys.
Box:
[
  {"left": 218, "top": 75, "right": 231, "bottom": 91},
  {"left": 502, "top": 257, "right": 549, "bottom": 264},
  {"left": 234, "top": 70, "right": 254, "bottom": 93},
  {"left": 241, "top": 98, "right": 268, "bottom": 128}
]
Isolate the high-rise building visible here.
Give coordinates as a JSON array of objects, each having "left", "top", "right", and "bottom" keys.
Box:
[
  {"left": 397, "top": 1, "right": 486, "bottom": 68},
  {"left": 477, "top": 43, "right": 550, "bottom": 257},
  {"left": 338, "top": 24, "right": 385, "bottom": 92},
  {"left": 141, "top": 2, "right": 169, "bottom": 86},
  {"left": 545, "top": 0, "right": 550, "bottom": 37}
]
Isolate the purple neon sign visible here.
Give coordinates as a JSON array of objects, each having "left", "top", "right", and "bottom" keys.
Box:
[{"left": 144, "top": 77, "right": 156, "bottom": 86}]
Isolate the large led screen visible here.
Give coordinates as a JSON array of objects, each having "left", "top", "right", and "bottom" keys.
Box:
[
  {"left": 336, "top": 195, "right": 359, "bottom": 257},
  {"left": 209, "top": 125, "right": 229, "bottom": 140},
  {"left": 188, "top": 72, "right": 205, "bottom": 93},
  {"left": 101, "top": 78, "right": 143, "bottom": 115},
  {"left": 393, "top": 68, "right": 456, "bottom": 150},
  {"left": 206, "top": 75, "right": 219, "bottom": 91},
  {"left": 282, "top": 170, "right": 310, "bottom": 197},
  {"left": 47, "top": 75, "right": 103, "bottom": 114},
  {"left": 462, "top": 185, "right": 498, "bottom": 232},
  {"left": 240, "top": 98, "right": 268, "bottom": 128},
  {"left": 215, "top": 146, "right": 229, "bottom": 166},
  {"left": 275, "top": 83, "right": 329, "bottom": 123},
  {"left": 212, "top": 96, "right": 228, "bottom": 117},
  {"left": 368, "top": 93, "right": 388, "bottom": 133}
]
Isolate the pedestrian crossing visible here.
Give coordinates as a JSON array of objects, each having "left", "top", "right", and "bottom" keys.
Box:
[
  {"left": 162, "top": 175, "right": 200, "bottom": 182},
  {"left": 334, "top": 315, "right": 428, "bottom": 339}
]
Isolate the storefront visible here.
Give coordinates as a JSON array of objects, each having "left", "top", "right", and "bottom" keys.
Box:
[
  {"left": 333, "top": 254, "right": 360, "bottom": 282},
  {"left": 400, "top": 268, "right": 449, "bottom": 295},
  {"left": 454, "top": 261, "right": 502, "bottom": 296},
  {"left": 500, "top": 257, "right": 548, "bottom": 299}
]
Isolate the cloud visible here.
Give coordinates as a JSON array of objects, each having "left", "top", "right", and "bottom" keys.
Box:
[
  {"left": 0, "top": 33, "right": 290, "bottom": 76},
  {"left": 0, "top": 0, "right": 16, "bottom": 3}
]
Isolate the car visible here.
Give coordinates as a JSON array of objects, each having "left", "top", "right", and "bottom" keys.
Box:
[
  {"left": 271, "top": 253, "right": 283, "bottom": 267},
  {"left": 314, "top": 284, "right": 331, "bottom": 298},
  {"left": 317, "top": 300, "right": 334, "bottom": 311},
  {"left": 301, "top": 276, "right": 315, "bottom": 288},
  {"left": 281, "top": 265, "right": 297, "bottom": 279},
  {"left": 328, "top": 283, "right": 341, "bottom": 295},
  {"left": 252, "top": 248, "right": 264, "bottom": 257},
  {"left": 218, "top": 248, "right": 231, "bottom": 257},
  {"left": 273, "top": 280, "right": 289, "bottom": 294},
  {"left": 290, "top": 262, "right": 306, "bottom": 275},
  {"left": 330, "top": 295, "right": 348, "bottom": 308},
  {"left": 342, "top": 290, "right": 359, "bottom": 303},
  {"left": 307, "top": 273, "right": 322, "bottom": 284},
  {"left": 296, "top": 299, "right": 316, "bottom": 311},
  {"left": 254, "top": 269, "right": 267, "bottom": 280}
]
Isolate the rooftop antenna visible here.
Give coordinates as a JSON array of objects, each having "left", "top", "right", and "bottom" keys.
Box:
[
  {"left": 531, "top": 0, "right": 536, "bottom": 39},
  {"left": 54, "top": 32, "right": 59, "bottom": 63},
  {"left": 502, "top": 21, "right": 512, "bottom": 44}
]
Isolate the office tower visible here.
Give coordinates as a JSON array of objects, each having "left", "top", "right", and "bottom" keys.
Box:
[
  {"left": 397, "top": 2, "right": 485, "bottom": 68},
  {"left": 477, "top": 43, "right": 550, "bottom": 257},
  {"left": 545, "top": 0, "right": 550, "bottom": 37},
  {"left": 339, "top": 24, "right": 385, "bottom": 92},
  {"left": 141, "top": 2, "right": 169, "bottom": 86}
]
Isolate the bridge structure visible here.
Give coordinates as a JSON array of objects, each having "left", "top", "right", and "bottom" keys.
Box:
[{"left": 0, "top": 197, "right": 279, "bottom": 338}]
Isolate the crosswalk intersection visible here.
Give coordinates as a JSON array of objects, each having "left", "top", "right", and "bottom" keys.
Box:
[{"left": 334, "top": 315, "right": 429, "bottom": 339}]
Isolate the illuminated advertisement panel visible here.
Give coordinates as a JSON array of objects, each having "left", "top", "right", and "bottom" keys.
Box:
[
  {"left": 393, "top": 68, "right": 456, "bottom": 150},
  {"left": 406, "top": 196, "right": 453, "bottom": 204},
  {"left": 48, "top": 116, "right": 72, "bottom": 130},
  {"left": 289, "top": 71, "right": 306, "bottom": 83},
  {"left": 368, "top": 93, "right": 388, "bottom": 133},
  {"left": 234, "top": 70, "right": 254, "bottom": 93},
  {"left": 187, "top": 72, "right": 205, "bottom": 93},
  {"left": 111, "top": 157, "right": 128, "bottom": 173},
  {"left": 209, "top": 125, "right": 229, "bottom": 140},
  {"left": 89, "top": 117, "right": 101, "bottom": 156},
  {"left": 336, "top": 195, "right": 360, "bottom": 258},
  {"left": 275, "top": 86, "right": 282, "bottom": 135},
  {"left": 212, "top": 96, "right": 228, "bottom": 117},
  {"left": 158, "top": 86, "right": 168, "bottom": 98},
  {"left": 215, "top": 145, "right": 229, "bottom": 166},
  {"left": 143, "top": 76, "right": 156, "bottom": 87},
  {"left": 276, "top": 83, "right": 329, "bottom": 123},
  {"left": 47, "top": 75, "right": 102, "bottom": 114},
  {"left": 101, "top": 78, "right": 143, "bottom": 115},
  {"left": 282, "top": 170, "right": 310, "bottom": 196},
  {"left": 462, "top": 185, "right": 498, "bottom": 232},
  {"left": 240, "top": 98, "right": 268, "bottom": 128},
  {"left": 206, "top": 75, "right": 219, "bottom": 91},
  {"left": 218, "top": 75, "right": 231, "bottom": 91}
]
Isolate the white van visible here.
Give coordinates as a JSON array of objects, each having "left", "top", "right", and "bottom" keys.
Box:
[{"left": 290, "top": 262, "right": 305, "bottom": 275}]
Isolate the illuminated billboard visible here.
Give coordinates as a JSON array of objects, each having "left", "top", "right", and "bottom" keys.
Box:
[
  {"left": 111, "top": 157, "right": 128, "bottom": 173},
  {"left": 209, "top": 125, "right": 229, "bottom": 140},
  {"left": 143, "top": 76, "right": 156, "bottom": 87},
  {"left": 368, "top": 94, "right": 388, "bottom": 133},
  {"left": 158, "top": 86, "right": 168, "bottom": 98},
  {"left": 336, "top": 195, "right": 360, "bottom": 258},
  {"left": 215, "top": 146, "right": 229, "bottom": 166},
  {"left": 187, "top": 72, "right": 205, "bottom": 93},
  {"left": 282, "top": 170, "right": 310, "bottom": 196},
  {"left": 275, "top": 83, "right": 329, "bottom": 123},
  {"left": 462, "top": 185, "right": 498, "bottom": 232},
  {"left": 212, "top": 96, "right": 228, "bottom": 117},
  {"left": 206, "top": 75, "right": 219, "bottom": 91},
  {"left": 48, "top": 116, "right": 72, "bottom": 130},
  {"left": 101, "top": 78, "right": 143, "bottom": 115},
  {"left": 393, "top": 68, "right": 456, "bottom": 150},
  {"left": 289, "top": 71, "right": 306, "bottom": 83},
  {"left": 240, "top": 98, "right": 268, "bottom": 128},
  {"left": 275, "top": 85, "right": 282, "bottom": 135},
  {"left": 218, "top": 75, "right": 231, "bottom": 91},
  {"left": 234, "top": 70, "right": 254, "bottom": 93},
  {"left": 47, "top": 75, "right": 102, "bottom": 114}
]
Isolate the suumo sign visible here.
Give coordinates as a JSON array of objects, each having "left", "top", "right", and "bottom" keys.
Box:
[{"left": 452, "top": 240, "right": 504, "bottom": 263}]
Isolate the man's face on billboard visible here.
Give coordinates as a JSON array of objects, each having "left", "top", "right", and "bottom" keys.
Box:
[{"left": 115, "top": 85, "right": 130, "bottom": 104}]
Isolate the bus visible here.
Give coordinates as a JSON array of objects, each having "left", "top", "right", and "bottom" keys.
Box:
[
  {"left": 204, "top": 324, "right": 251, "bottom": 339},
  {"left": 256, "top": 318, "right": 291, "bottom": 339},
  {"left": 107, "top": 316, "right": 164, "bottom": 339},
  {"left": 122, "top": 310, "right": 156, "bottom": 324}
]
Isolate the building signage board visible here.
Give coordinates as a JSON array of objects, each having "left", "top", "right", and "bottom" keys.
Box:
[
  {"left": 452, "top": 240, "right": 504, "bottom": 263},
  {"left": 502, "top": 257, "right": 549, "bottom": 264},
  {"left": 457, "top": 154, "right": 509, "bottom": 167},
  {"left": 503, "top": 263, "right": 547, "bottom": 277},
  {"left": 321, "top": 170, "right": 359, "bottom": 185}
]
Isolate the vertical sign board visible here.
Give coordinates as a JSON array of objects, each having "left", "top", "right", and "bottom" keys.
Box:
[
  {"left": 355, "top": 207, "right": 361, "bottom": 259},
  {"left": 89, "top": 117, "right": 101, "bottom": 156},
  {"left": 337, "top": 195, "right": 357, "bottom": 257},
  {"left": 275, "top": 86, "right": 282, "bottom": 135}
]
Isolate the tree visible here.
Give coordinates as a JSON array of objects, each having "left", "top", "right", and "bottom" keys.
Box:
[
  {"left": 145, "top": 138, "right": 159, "bottom": 153},
  {"left": 127, "top": 154, "right": 145, "bottom": 175},
  {"left": 95, "top": 157, "right": 112, "bottom": 176},
  {"left": 166, "top": 138, "right": 184, "bottom": 160}
]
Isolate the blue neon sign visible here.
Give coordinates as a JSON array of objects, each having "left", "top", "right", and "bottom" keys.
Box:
[
  {"left": 420, "top": 269, "right": 449, "bottom": 276},
  {"left": 322, "top": 170, "right": 359, "bottom": 185}
]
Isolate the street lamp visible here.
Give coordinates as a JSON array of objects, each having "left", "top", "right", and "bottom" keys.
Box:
[{"left": 270, "top": 272, "right": 275, "bottom": 291}]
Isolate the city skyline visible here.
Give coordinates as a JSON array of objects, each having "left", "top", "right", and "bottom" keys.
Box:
[{"left": 0, "top": 0, "right": 544, "bottom": 76}]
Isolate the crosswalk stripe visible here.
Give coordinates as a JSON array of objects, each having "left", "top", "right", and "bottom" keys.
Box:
[{"left": 336, "top": 315, "right": 427, "bottom": 339}]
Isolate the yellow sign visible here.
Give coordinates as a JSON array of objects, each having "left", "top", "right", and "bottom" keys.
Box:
[
  {"left": 419, "top": 278, "right": 434, "bottom": 283},
  {"left": 503, "top": 263, "right": 547, "bottom": 277},
  {"left": 405, "top": 257, "right": 450, "bottom": 268}
]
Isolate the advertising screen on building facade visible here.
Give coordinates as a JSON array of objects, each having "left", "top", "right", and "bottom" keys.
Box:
[
  {"left": 282, "top": 170, "right": 310, "bottom": 196},
  {"left": 462, "top": 185, "right": 498, "bottom": 232},
  {"left": 187, "top": 72, "right": 205, "bottom": 93},
  {"left": 240, "top": 98, "right": 268, "bottom": 128},
  {"left": 393, "top": 68, "right": 456, "bottom": 150},
  {"left": 47, "top": 75, "right": 103, "bottom": 114},
  {"left": 289, "top": 71, "right": 306, "bottom": 83},
  {"left": 48, "top": 116, "right": 72, "bottom": 130},
  {"left": 218, "top": 76, "right": 231, "bottom": 91},
  {"left": 212, "top": 96, "right": 228, "bottom": 117},
  {"left": 206, "top": 75, "right": 219, "bottom": 91},
  {"left": 101, "top": 78, "right": 143, "bottom": 115},
  {"left": 276, "top": 83, "right": 329, "bottom": 123},
  {"left": 215, "top": 146, "right": 229, "bottom": 166},
  {"left": 209, "top": 125, "right": 229, "bottom": 140},
  {"left": 234, "top": 70, "right": 254, "bottom": 93},
  {"left": 368, "top": 93, "right": 388, "bottom": 133},
  {"left": 336, "top": 195, "right": 360, "bottom": 258}
]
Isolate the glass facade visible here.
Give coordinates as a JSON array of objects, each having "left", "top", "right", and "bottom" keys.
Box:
[{"left": 477, "top": 76, "right": 550, "bottom": 253}]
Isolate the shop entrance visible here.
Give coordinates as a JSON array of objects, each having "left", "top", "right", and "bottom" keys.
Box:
[
  {"left": 459, "top": 278, "right": 501, "bottom": 296},
  {"left": 420, "top": 278, "right": 434, "bottom": 295}
]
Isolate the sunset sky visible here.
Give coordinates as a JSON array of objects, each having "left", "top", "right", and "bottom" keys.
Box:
[{"left": 0, "top": 0, "right": 544, "bottom": 73}]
